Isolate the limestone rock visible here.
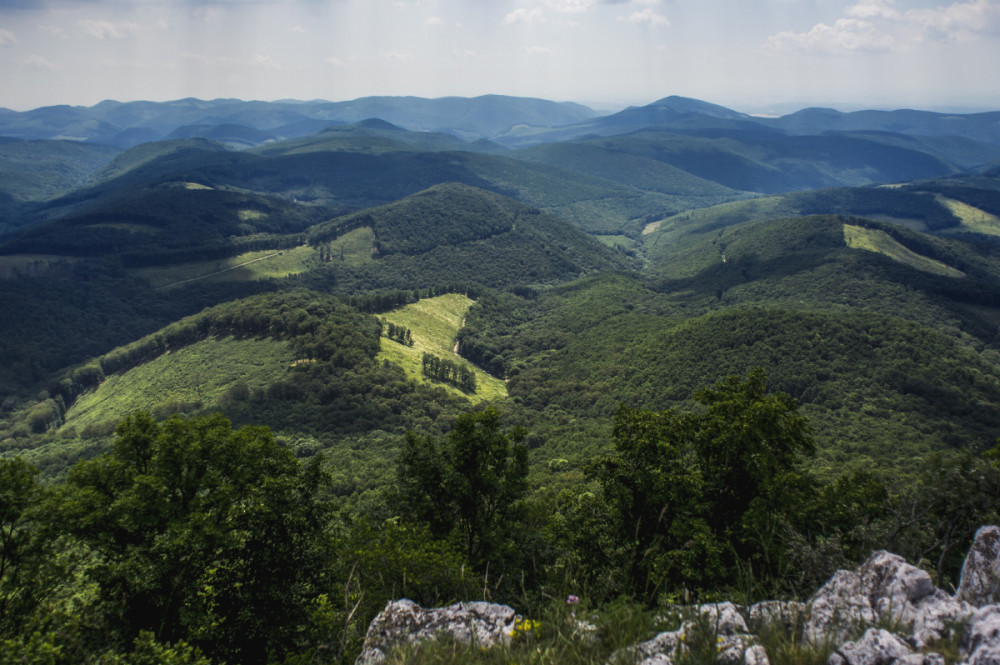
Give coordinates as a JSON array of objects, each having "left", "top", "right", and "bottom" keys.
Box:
[
  {"left": 805, "top": 570, "right": 876, "bottom": 644},
  {"left": 354, "top": 599, "right": 517, "bottom": 665},
  {"left": 961, "top": 605, "right": 1000, "bottom": 665},
  {"left": 701, "top": 602, "right": 750, "bottom": 635},
  {"left": 615, "top": 627, "right": 683, "bottom": 665},
  {"left": 956, "top": 527, "right": 1000, "bottom": 608},
  {"left": 910, "top": 589, "right": 974, "bottom": 648},
  {"left": 748, "top": 600, "right": 808, "bottom": 633},
  {"left": 744, "top": 644, "right": 771, "bottom": 665},
  {"left": 827, "top": 628, "right": 913, "bottom": 665},
  {"left": 618, "top": 603, "right": 758, "bottom": 665},
  {"left": 860, "top": 551, "right": 936, "bottom": 624},
  {"left": 897, "top": 652, "right": 945, "bottom": 665}
]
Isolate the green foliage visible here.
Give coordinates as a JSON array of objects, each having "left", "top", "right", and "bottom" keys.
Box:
[
  {"left": 395, "top": 407, "right": 529, "bottom": 570},
  {"left": 588, "top": 370, "right": 815, "bottom": 603},
  {"left": 422, "top": 353, "right": 477, "bottom": 393},
  {"left": 62, "top": 412, "right": 333, "bottom": 664}
]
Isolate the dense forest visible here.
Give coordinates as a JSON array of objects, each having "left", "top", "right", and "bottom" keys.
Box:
[{"left": 3, "top": 95, "right": 1000, "bottom": 663}]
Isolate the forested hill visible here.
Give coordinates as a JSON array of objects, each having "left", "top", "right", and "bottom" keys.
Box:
[{"left": 5, "top": 95, "right": 1000, "bottom": 664}]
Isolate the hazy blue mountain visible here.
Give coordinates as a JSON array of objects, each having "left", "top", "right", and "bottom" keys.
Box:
[
  {"left": 758, "top": 107, "right": 1000, "bottom": 146},
  {"left": 0, "top": 95, "right": 599, "bottom": 148}
]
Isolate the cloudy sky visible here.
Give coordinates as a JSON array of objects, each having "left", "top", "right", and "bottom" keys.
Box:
[{"left": 0, "top": 0, "right": 998, "bottom": 113}]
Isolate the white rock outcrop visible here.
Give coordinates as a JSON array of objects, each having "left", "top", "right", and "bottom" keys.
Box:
[
  {"left": 355, "top": 526, "right": 1000, "bottom": 665},
  {"left": 957, "top": 526, "right": 1000, "bottom": 608},
  {"left": 354, "top": 599, "right": 517, "bottom": 665}
]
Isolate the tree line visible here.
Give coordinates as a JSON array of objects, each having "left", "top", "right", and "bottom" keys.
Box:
[{"left": 422, "top": 353, "right": 477, "bottom": 393}]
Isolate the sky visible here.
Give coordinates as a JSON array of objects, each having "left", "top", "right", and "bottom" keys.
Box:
[{"left": 0, "top": 0, "right": 999, "bottom": 113}]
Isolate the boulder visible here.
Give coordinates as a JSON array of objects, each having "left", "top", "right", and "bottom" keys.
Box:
[
  {"left": 956, "top": 527, "right": 1000, "bottom": 608},
  {"left": 804, "top": 570, "right": 876, "bottom": 644},
  {"left": 910, "top": 589, "right": 974, "bottom": 648},
  {"left": 860, "top": 551, "right": 936, "bottom": 624},
  {"left": 748, "top": 600, "right": 808, "bottom": 633},
  {"left": 827, "top": 628, "right": 913, "bottom": 665},
  {"left": 617, "top": 603, "right": 759, "bottom": 665},
  {"left": 354, "top": 599, "right": 517, "bottom": 665},
  {"left": 961, "top": 605, "right": 1000, "bottom": 665}
]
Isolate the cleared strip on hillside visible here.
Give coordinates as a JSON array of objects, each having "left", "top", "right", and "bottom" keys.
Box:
[
  {"left": 62, "top": 336, "right": 296, "bottom": 432},
  {"left": 843, "top": 224, "right": 965, "bottom": 278},
  {"left": 133, "top": 245, "right": 317, "bottom": 288},
  {"left": 936, "top": 195, "right": 1000, "bottom": 237},
  {"left": 377, "top": 293, "right": 507, "bottom": 403}
]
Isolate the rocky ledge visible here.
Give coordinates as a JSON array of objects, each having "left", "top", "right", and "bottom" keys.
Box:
[{"left": 356, "top": 525, "right": 1000, "bottom": 665}]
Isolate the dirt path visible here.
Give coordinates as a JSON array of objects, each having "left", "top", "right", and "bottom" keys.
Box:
[{"left": 155, "top": 252, "right": 281, "bottom": 289}]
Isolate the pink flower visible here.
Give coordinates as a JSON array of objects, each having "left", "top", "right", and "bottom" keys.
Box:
[{"left": 566, "top": 594, "right": 580, "bottom": 605}]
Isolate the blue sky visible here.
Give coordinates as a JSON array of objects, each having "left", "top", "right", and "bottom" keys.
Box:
[{"left": 0, "top": 0, "right": 998, "bottom": 112}]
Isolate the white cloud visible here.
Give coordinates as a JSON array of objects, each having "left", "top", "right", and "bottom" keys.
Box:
[
  {"left": 764, "top": 17, "right": 894, "bottom": 53},
  {"left": 764, "top": 0, "right": 1000, "bottom": 53},
  {"left": 423, "top": 16, "right": 444, "bottom": 26},
  {"left": 0, "top": 28, "right": 16, "bottom": 45},
  {"left": 525, "top": 44, "right": 553, "bottom": 54},
  {"left": 907, "top": 0, "right": 1000, "bottom": 42},
  {"left": 181, "top": 52, "right": 241, "bottom": 66},
  {"left": 290, "top": 25, "right": 307, "bottom": 34},
  {"left": 326, "top": 56, "right": 348, "bottom": 67},
  {"left": 380, "top": 50, "right": 413, "bottom": 61},
  {"left": 544, "top": 0, "right": 598, "bottom": 12},
  {"left": 846, "top": 0, "right": 900, "bottom": 19},
  {"left": 503, "top": 7, "right": 545, "bottom": 24},
  {"left": 453, "top": 49, "right": 479, "bottom": 58},
  {"left": 77, "top": 19, "right": 141, "bottom": 39},
  {"left": 250, "top": 53, "right": 286, "bottom": 70},
  {"left": 620, "top": 8, "right": 669, "bottom": 26},
  {"left": 24, "top": 54, "right": 59, "bottom": 69}
]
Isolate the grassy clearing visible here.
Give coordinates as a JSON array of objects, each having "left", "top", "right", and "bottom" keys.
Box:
[
  {"left": 134, "top": 245, "right": 317, "bottom": 288},
  {"left": 0, "top": 254, "right": 77, "bottom": 278},
  {"left": 594, "top": 234, "right": 637, "bottom": 251},
  {"left": 63, "top": 336, "right": 296, "bottom": 432},
  {"left": 238, "top": 209, "right": 266, "bottom": 221},
  {"left": 318, "top": 226, "right": 378, "bottom": 267},
  {"left": 378, "top": 294, "right": 507, "bottom": 403},
  {"left": 843, "top": 224, "right": 965, "bottom": 278},
  {"left": 937, "top": 196, "right": 1000, "bottom": 237}
]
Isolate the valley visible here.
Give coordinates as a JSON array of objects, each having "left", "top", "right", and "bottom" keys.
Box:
[{"left": 2, "top": 93, "right": 1000, "bottom": 664}]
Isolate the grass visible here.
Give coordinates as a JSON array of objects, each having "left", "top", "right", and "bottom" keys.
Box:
[
  {"left": 936, "top": 196, "right": 1000, "bottom": 237},
  {"left": 322, "top": 226, "right": 378, "bottom": 267},
  {"left": 594, "top": 235, "right": 637, "bottom": 251},
  {"left": 133, "top": 245, "right": 318, "bottom": 288},
  {"left": 377, "top": 294, "right": 507, "bottom": 404},
  {"left": 843, "top": 224, "right": 965, "bottom": 278},
  {"left": 62, "top": 336, "right": 297, "bottom": 432}
]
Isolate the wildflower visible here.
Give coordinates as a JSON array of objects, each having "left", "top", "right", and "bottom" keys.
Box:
[
  {"left": 510, "top": 617, "right": 541, "bottom": 640},
  {"left": 566, "top": 594, "right": 580, "bottom": 605}
]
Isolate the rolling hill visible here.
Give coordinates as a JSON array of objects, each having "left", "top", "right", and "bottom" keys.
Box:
[{"left": 4, "top": 94, "right": 1000, "bottom": 491}]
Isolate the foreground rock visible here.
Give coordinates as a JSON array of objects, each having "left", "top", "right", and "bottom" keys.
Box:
[
  {"left": 957, "top": 526, "right": 1000, "bottom": 607},
  {"left": 354, "top": 599, "right": 517, "bottom": 665},
  {"left": 356, "top": 527, "right": 1000, "bottom": 665}
]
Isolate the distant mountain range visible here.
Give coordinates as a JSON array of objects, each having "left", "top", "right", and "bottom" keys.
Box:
[
  {"left": 3, "top": 94, "right": 1000, "bottom": 152},
  {"left": 0, "top": 95, "right": 598, "bottom": 148}
]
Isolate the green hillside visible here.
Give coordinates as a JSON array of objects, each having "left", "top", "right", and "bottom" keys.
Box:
[
  {"left": 377, "top": 293, "right": 507, "bottom": 403},
  {"left": 1, "top": 185, "right": 322, "bottom": 264},
  {"left": 303, "top": 183, "right": 635, "bottom": 291},
  {"left": 0, "top": 138, "right": 119, "bottom": 203},
  {"left": 1, "top": 290, "right": 482, "bottom": 475}
]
